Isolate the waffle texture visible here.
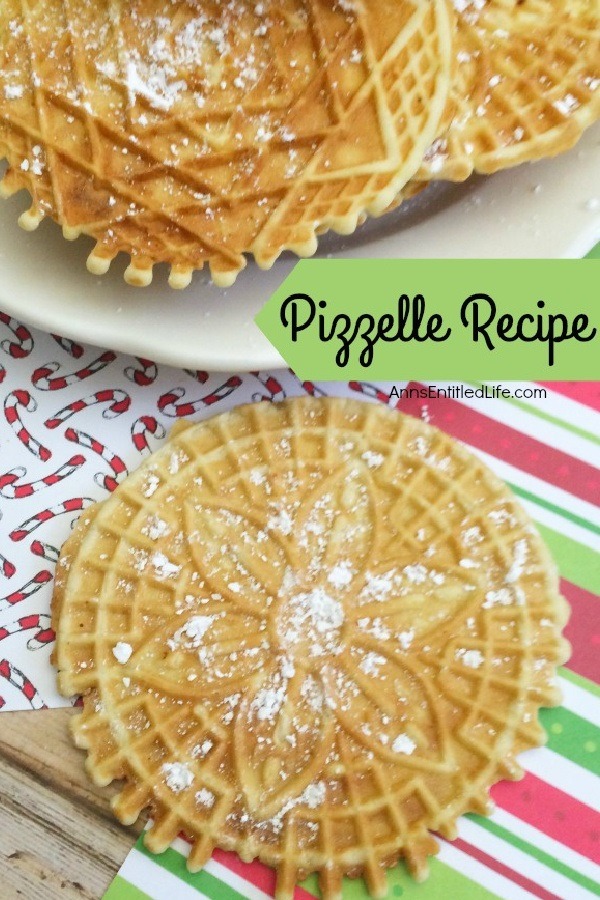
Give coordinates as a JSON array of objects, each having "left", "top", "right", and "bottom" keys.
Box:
[
  {"left": 52, "top": 398, "right": 570, "bottom": 900},
  {"left": 0, "top": 0, "right": 452, "bottom": 287},
  {"left": 418, "top": 0, "right": 600, "bottom": 180}
]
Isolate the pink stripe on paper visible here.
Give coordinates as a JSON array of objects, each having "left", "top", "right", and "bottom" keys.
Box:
[
  {"left": 491, "top": 772, "right": 600, "bottom": 863},
  {"left": 537, "top": 383, "right": 600, "bottom": 412},
  {"left": 397, "top": 383, "right": 600, "bottom": 503},
  {"left": 451, "top": 836, "right": 562, "bottom": 900},
  {"left": 561, "top": 580, "right": 600, "bottom": 683},
  {"left": 212, "top": 849, "right": 315, "bottom": 900}
]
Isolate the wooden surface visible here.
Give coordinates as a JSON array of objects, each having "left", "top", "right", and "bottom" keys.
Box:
[{"left": 0, "top": 707, "right": 141, "bottom": 900}]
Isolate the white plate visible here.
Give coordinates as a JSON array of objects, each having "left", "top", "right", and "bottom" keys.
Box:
[{"left": 1, "top": 123, "right": 599, "bottom": 371}]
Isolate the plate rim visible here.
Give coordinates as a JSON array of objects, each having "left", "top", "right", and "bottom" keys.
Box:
[{"left": 1, "top": 124, "right": 599, "bottom": 372}]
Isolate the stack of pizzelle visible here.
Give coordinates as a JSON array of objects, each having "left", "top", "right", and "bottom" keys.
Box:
[
  {"left": 413, "top": 0, "right": 600, "bottom": 181},
  {"left": 52, "top": 398, "right": 571, "bottom": 899},
  {"left": 0, "top": 0, "right": 598, "bottom": 287}
]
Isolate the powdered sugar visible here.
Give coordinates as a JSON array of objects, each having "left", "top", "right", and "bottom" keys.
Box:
[
  {"left": 301, "top": 781, "right": 326, "bottom": 809},
  {"left": 456, "top": 648, "right": 484, "bottom": 669},
  {"left": 483, "top": 588, "right": 513, "bottom": 608},
  {"left": 162, "top": 762, "right": 194, "bottom": 793},
  {"left": 252, "top": 683, "right": 287, "bottom": 722},
  {"left": 282, "top": 588, "right": 345, "bottom": 657},
  {"left": 359, "top": 651, "right": 386, "bottom": 676},
  {"left": 392, "top": 733, "right": 416, "bottom": 755},
  {"left": 168, "top": 615, "right": 215, "bottom": 651},
  {"left": 142, "top": 516, "right": 170, "bottom": 541},
  {"left": 398, "top": 629, "right": 414, "bottom": 650},
  {"left": 151, "top": 552, "right": 181, "bottom": 580},
  {"left": 505, "top": 539, "right": 528, "bottom": 584},
  {"left": 195, "top": 787, "right": 215, "bottom": 808},
  {"left": 143, "top": 473, "right": 160, "bottom": 498},
  {"left": 361, "top": 450, "right": 384, "bottom": 469},
  {"left": 193, "top": 739, "right": 213, "bottom": 758},
  {"left": 112, "top": 642, "right": 132, "bottom": 664},
  {"left": 267, "top": 507, "right": 293, "bottom": 535},
  {"left": 327, "top": 561, "right": 353, "bottom": 589}
]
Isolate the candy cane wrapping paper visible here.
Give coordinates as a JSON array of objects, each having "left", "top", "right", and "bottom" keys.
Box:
[{"left": 0, "top": 317, "right": 408, "bottom": 711}]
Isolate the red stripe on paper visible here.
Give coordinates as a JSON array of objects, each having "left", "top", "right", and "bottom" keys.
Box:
[
  {"left": 491, "top": 772, "right": 600, "bottom": 863},
  {"left": 212, "top": 848, "right": 315, "bottom": 900},
  {"left": 537, "top": 383, "right": 600, "bottom": 412},
  {"left": 397, "top": 383, "right": 599, "bottom": 502},
  {"left": 178, "top": 835, "right": 314, "bottom": 899},
  {"left": 451, "top": 837, "right": 561, "bottom": 900},
  {"left": 561, "top": 580, "right": 600, "bottom": 683}
]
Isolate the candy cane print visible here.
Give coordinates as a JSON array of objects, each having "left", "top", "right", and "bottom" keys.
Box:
[
  {"left": 0, "top": 511, "right": 17, "bottom": 579},
  {"left": 30, "top": 539, "right": 60, "bottom": 564},
  {"left": 183, "top": 369, "right": 209, "bottom": 384},
  {"left": 0, "top": 659, "right": 46, "bottom": 709},
  {"left": 0, "top": 363, "right": 6, "bottom": 384},
  {"left": 0, "top": 312, "right": 33, "bottom": 359},
  {"left": 300, "top": 381, "right": 327, "bottom": 397},
  {"left": 0, "top": 570, "right": 53, "bottom": 614},
  {"left": 0, "top": 455, "right": 86, "bottom": 499},
  {"left": 131, "top": 416, "right": 166, "bottom": 455},
  {"left": 65, "top": 427, "right": 127, "bottom": 492},
  {"left": 0, "top": 555, "right": 16, "bottom": 579},
  {"left": 44, "top": 388, "right": 131, "bottom": 429},
  {"left": 4, "top": 389, "right": 52, "bottom": 460},
  {"left": 0, "top": 614, "right": 54, "bottom": 650},
  {"left": 51, "top": 334, "right": 84, "bottom": 358},
  {"left": 32, "top": 350, "right": 117, "bottom": 390},
  {"left": 158, "top": 375, "right": 242, "bottom": 417},
  {"left": 251, "top": 372, "right": 285, "bottom": 403},
  {"left": 288, "top": 370, "right": 327, "bottom": 398},
  {"left": 125, "top": 357, "right": 158, "bottom": 386},
  {"left": 348, "top": 381, "right": 396, "bottom": 406},
  {"left": 9, "top": 497, "right": 94, "bottom": 542}
]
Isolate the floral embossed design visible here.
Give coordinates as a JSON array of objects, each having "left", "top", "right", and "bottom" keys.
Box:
[
  {"left": 55, "top": 398, "right": 568, "bottom": 895},
  {"left": 128, "top": 463, "right": 476, "bottom": 818}
]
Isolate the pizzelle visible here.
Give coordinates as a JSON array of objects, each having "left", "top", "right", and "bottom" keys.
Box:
[
  {"left": 52, "top": 398, "right": 570, "bottom": 899},
  {"left": 417, "top": 0, "right": 600, "bottom": 181},
  {"left": 0, "top": 0, "right": 452, "bottom": 287}
]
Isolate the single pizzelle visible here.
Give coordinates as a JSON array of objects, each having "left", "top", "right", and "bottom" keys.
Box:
[
  {"left": 416, "top": 0, "right": 600, "bottom": 181},
  {"left": 52, "top": 398, "right": 569, "bottom": 900},
  {"left": 0, "top": 0, "right": 452, "bottom": 288}
]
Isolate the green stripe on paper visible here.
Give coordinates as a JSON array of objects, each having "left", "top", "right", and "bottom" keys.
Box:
[
  {"left": 468, "top": 381, "right": 600, "bottom": 447},
  {"left": 103, "top": 875, "right": 153, "bottom": 900},
  {"left": 561, "top": 667, "right": 600, "bottom": 700},
  {"left": 298, "top": 873, "right": 318, "bottom": 896},
  {"left": 535, "top": 524, "right": 600, "bottom": 595},
  {"left": 136, "top": 842, "right": 246, "bottom": 900},
  {"left": 468, "top": 815, "right": 600, "bottom": 897},
  {"left": 301, "top": 856, "right": 501, "bottom": 900},
  {"left": 508, "top": 482, "right": 600, "bottom": 537},
  {"left": 586, "top": 244, "right": 600, "bottom": 260},
  {"left": 540, "top": 707, "right": 600, "bottom": 776}
]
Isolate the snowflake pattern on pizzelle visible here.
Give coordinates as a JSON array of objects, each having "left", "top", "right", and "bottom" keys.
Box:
[
  {"left": 0, "top": 0, "right": 452, "bottom": 287},
  {"left": 53, "top": 398, "right": 568, "bottom": 899},
  {"left": 0, "top": 308, "right": 311, "bottom": 710}
]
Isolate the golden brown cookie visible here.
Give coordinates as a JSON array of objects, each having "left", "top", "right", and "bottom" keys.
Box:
[
  {"left": 52, "top": 398, "right": 569, "bottom": 899},
  {"left": 418, "top": 0, "right": 600, "bottom": 180},
  {"left": 0, "top": 0, "right": 452, "bottom": 287}
]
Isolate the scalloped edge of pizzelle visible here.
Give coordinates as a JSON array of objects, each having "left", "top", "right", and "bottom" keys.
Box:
[
  {"left": 50, "top": 406, "right": 572, "bottom": 900},
  {"left": 0, "top": 122, "right": 438, "bottom": 291},
  {"left": 0, "top": 0, "right": 453, "bottom": 290},
  {"left": 415, "top": 2, "right": 600, "bottom": 183},
  {"left": 62, "top": 635, "right": 570, "bottom": 900}
]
